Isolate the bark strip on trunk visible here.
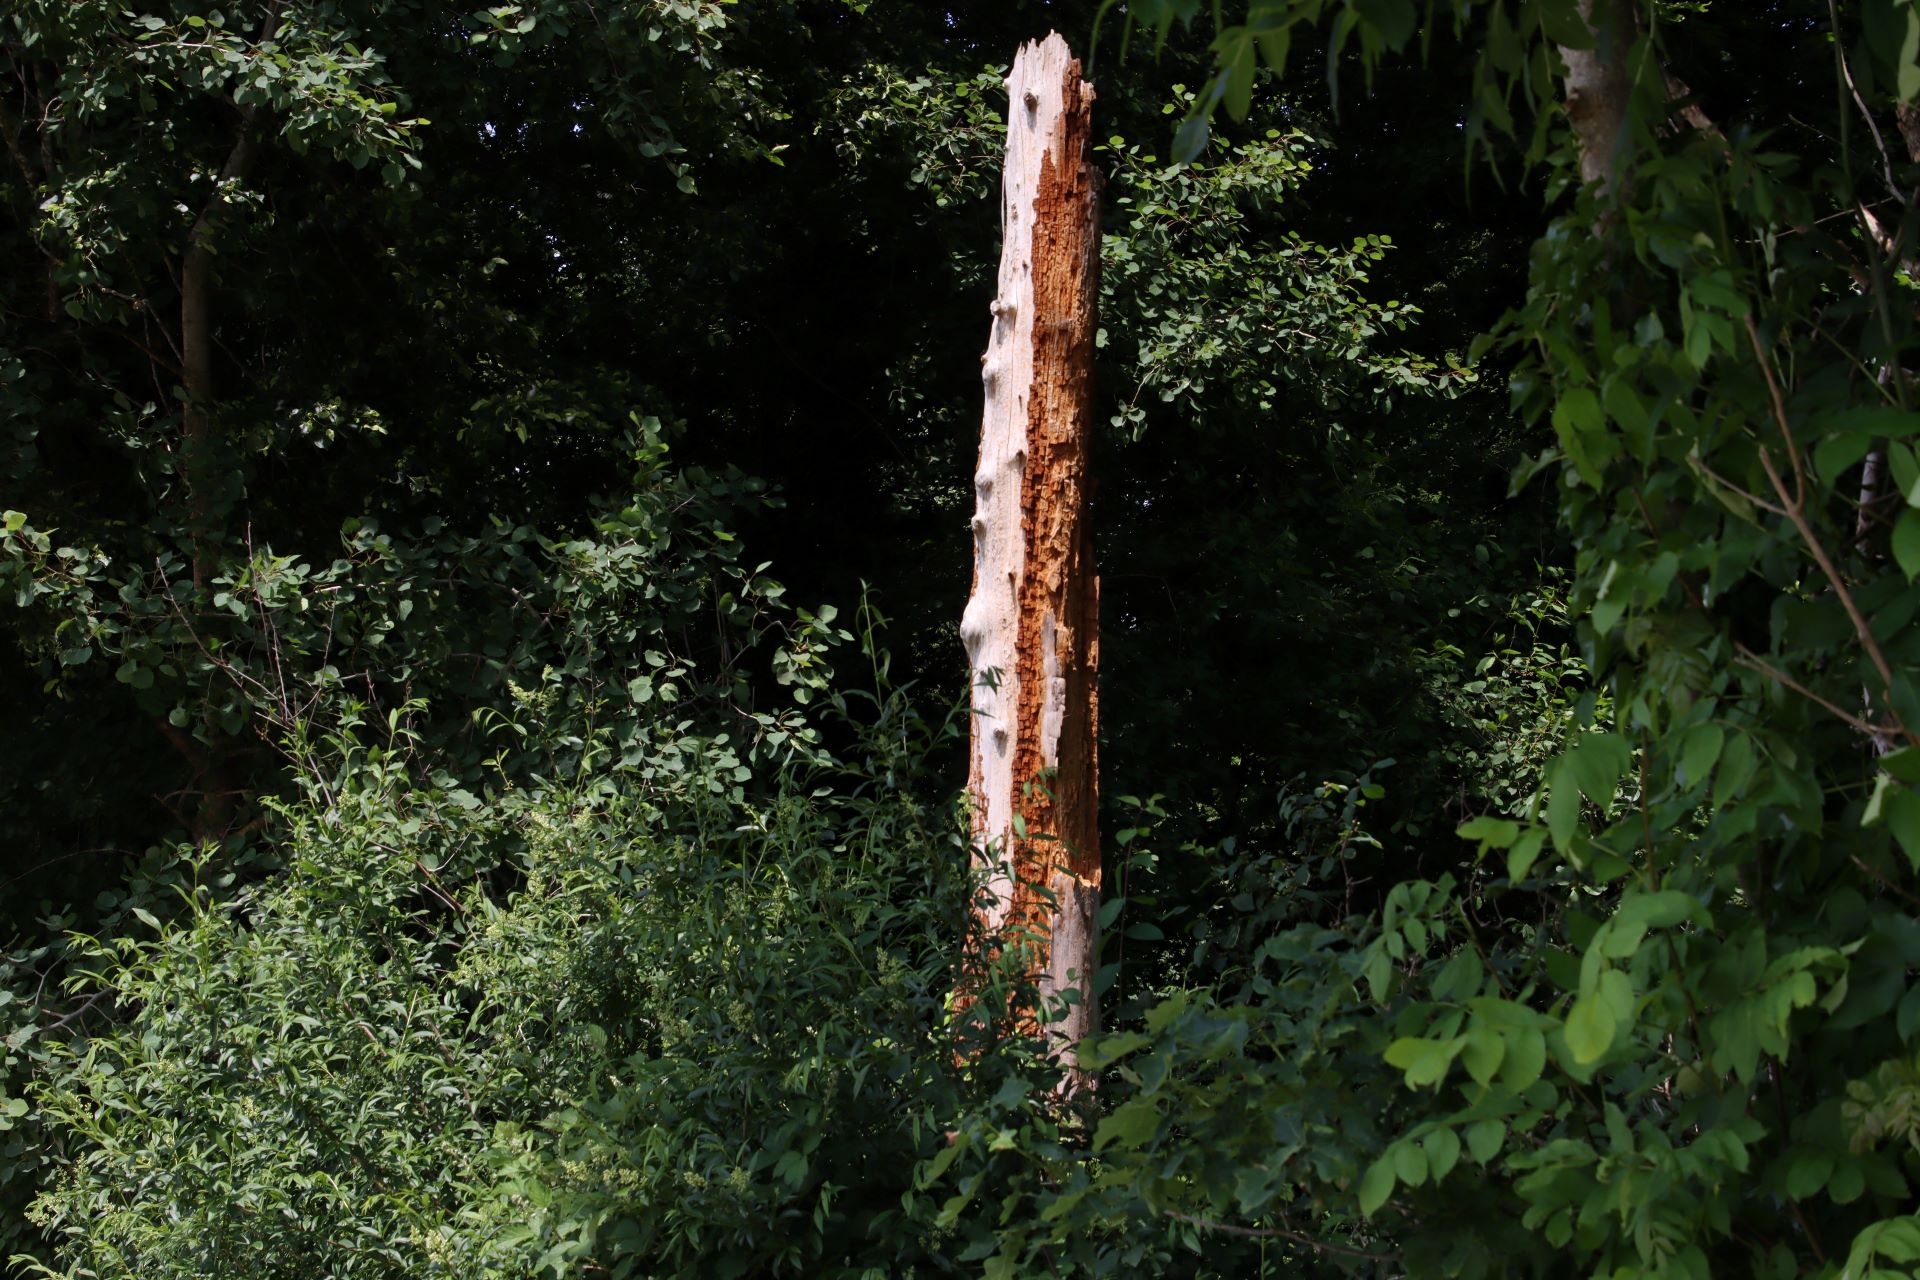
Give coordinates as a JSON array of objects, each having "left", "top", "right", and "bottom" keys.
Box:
[
  {"left": 960, "top": 32, "right": 1102, "bottom": 1063},
  {"left": 1560, "top": 0, "right": 1636, "bottom": 195}
]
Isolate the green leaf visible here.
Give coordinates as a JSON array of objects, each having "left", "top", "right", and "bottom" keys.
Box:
[
  {"left": 1887, "top": 788, "right": 1920, "bottom": 872},
  {"left": 1507, "top": 828, "right": 1548, "bottom": 881},
  {"left": 1254, "top": 22, "right": 1292, "bottom": 73},
  {"left": 1537, "top": 0, "right": 1595, "bottom": 47},
  {"left": 1866, "top": 772, "right": 1894, "bottom": 827},
  {"left": 1093, "top": 1099, "right": 1158, "bottom": 1153},
  {"left": 1552, "top": 388, "right": 1609, "bottom": 487},
  {"left": 1461, "top": 1027, "right": 1506, "bottom": 1086},
  {"left": 1598, "top": 968, "right": 1636, "bottom": 1033},
  {"left": 1564, "top": 733, "right": 1631, "bottom": 809},
  {"left": 1678, "top": 723, "right": 1724, "bottom": 789},
  {"left": 1564, "top": 990, "right": 1616, "bottom": 1064},
  {"left": 1466, "top": 1118, "right": 1506, "bottom": 1164},
  {"left": 1815, "top": 432, "right": 1875, "bottom": 486},
  {"left": 1501, "top": 1027, "right": 1547, "bottom": 1089},
  {"left": 1172, "top": 115, "right": 1210, "bottom": 164},
  {"left": 1785, "top": 1152, "right": 1833, "bottom": 1200},
  {"left": 1602, "top": 376, "right": 1652, "bottom": 458},
  {"left": 1222, "top": 36, "right": 1255, "bottom": 120},
  {"left": 1353, "top": 0, "right": 1416, "bottom": 49},
  {"left": 1548, "top": 761, "right": 1581, "bottom": 851},
  {"left": 1904, "top": 8, "right": 1920, "bottom": 102},
  {"left": 1357, "top": 1155, "right": 1395, "bottom": 1218},
  {"left": 773, "top": 1149, "right": 808, "bottom": 1187},
  {"left": 1457, "top": 815, "right": 1519, "bottom": 849},
  {"left": 1392, "top": 1140, "right": 1429, "bottom": 1187},
  {"left": 1712, "top": 733, "right": 1757, "bottom": 809},
  {"left": 1616, "top": 889, "right": 1703, "bottom": 931},
  {"left": 1385, "top": 1036, "right": 1464, "bottom": 1088},
  {"left": 1894, "top": 510, "right": 1920, "bottom": 580},
  {"left": 1883, "top": 746, "right": 1920, "bottom": 784},
  {"left": 1422, "top": 1126, "right": 1461, "bottom": 1181}
]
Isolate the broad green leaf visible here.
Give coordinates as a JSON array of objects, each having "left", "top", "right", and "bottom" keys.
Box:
[
  {"left": 1392, "top": 1140, "right": 1429, "bottom": 1187},
  {"left": 1548, "top": 761, "right": 1581, "bottom": 851},
  {"left": 1678, "top": 723, "right": 1724, "bottom": 789},
  {"left": 1353, "top": 0, "right": 1416, "bottom": 49},
  {"left": 1466, "top": 1118, "right": 1506, "bottom": 1164},
  {"left": 1905, "top": 9, "right": 1920, "bottom": 102},
  {"left": 1222, "top": 36, "right": 1255, "bottom": 120},
  {"left": 1553, "top": 388, "right": 1608, "bottom": 487},
  {"left": 1422, "top": 1126, "right": 1461, "bottom": 1181},
  {"left": 1598, "top": 969, "right": 1636, "bottom": 1032},
  {"left": 1255, "top": 22, "right": 1292, "bottom": 74},
  {"left": 1357, "top": 1155, "right": 1395, "bottom": 1218},
  {"left": 1815, "top": 432, "right": 1875, "bottom": 485},
  {"left": 1172, "top": 115, "right": 1210, "bottom": 164},
  {"left": 1501, "top": 1027, "right": 1547, "bottom": 1089},
  {"left": 1887, "top": 789, "right": 1920, "bottom": 872},
  {"left": 1602, "top": 376, "right": 1652, "bottom": 458},
  {"left": 1457, "top": 815, "right": 1519, "bottom": 848},
  {"left": 1386, "top": 1036, "right": 1466, "bottom": 1088},
  {"left": 1507, "top": 828, "right": 1548, "bottom": 881},
  {"left": 1615, "top": 889, "right": 1703, "bottom": 931},
  {"left": 1883, "top": 746, "right": 1920, "bottom": 784},
  {"left": 1461, "top": 1027, "right": 1506, "bottom": 1086},
  {"left": 1093, "top": 1099, "right": 1158, "bottom": 1153},
  {"left": 1565, "top": 990, "right": 1616, "bottom": 1064},
  {"left": 1785, "top": 1153, "right": 1832, "bottom": 1200},
  {"left": 1892, "top": 442, "right": 1920, "bottom": 504},
  {"left": 1564, "top": 733, "right": 1631, "bottom": 809},
  {"left": 1865, "top": 772, "right": 1894, "bottom": 826},
  {"left": 1894, "top": 510, "right": 1920, "bottom": 580},
  {"left": 1712, "top": 733, "right": 1758, "bottom": 809}
]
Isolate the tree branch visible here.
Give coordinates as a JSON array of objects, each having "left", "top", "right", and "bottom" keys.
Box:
[{"left": 1162, "top": 1209, "right": 1398, "bottom": 1263}]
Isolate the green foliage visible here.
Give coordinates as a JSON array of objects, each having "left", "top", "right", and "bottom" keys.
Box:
[
  {"left": 17, "top": 626, "right": 1005, "bottom": 1278},
  {"left": 1101, "top": 98, "right": 1472, "bottom": 439}
]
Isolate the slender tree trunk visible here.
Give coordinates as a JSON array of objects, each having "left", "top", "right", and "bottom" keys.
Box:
[
  {"left": 1560, "top": 0, "right": 1636, "bottom": 195},
  {"left": 180, "top": 124, "right": 255, "bottom": 596},
  {"left": 179, "top": 3, "right": 275, "bottom": 597},
  {"left": 961, "top": 32, "right": 1102, "bottom": 1067},
  {"left": 176, "top": 0, "right": 272, "bottom": 838}
]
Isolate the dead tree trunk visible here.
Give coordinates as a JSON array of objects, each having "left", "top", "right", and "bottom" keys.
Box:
[{"left": 960, "top": 32, "right": 1101, "bottom": 1066}]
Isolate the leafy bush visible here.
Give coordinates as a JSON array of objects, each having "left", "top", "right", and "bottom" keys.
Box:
[{"left": 21, "top": 669, "right": 999, "bottom": 1279}]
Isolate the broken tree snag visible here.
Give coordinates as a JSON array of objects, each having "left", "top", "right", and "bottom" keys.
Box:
[{"left": 960, "top": 31, "right": 1101, "bottom": 1065}]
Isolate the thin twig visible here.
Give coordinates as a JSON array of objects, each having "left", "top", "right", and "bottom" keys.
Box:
[
  {"left": 1734, "top": 644, "right": 1891, "bottom": 738},
  {"left": 1853, "top": 853, "right": 1920, "bottom": 910},
  {"left": 1746, "top": 313, "right": 1806, "bottom": 510},
  {"left": 1743, "top": 316, "right": 1912, "bottom": 743},
  {"left": 1830, "top": 0, "right": 1901, "bottom": 199},
  {"left": 1162, "top": 1209, "right": 1398, "bottom": 1263}
]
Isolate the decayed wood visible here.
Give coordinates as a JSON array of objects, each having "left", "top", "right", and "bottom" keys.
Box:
[{"left": 959, "top": 32, "right": 1101, "bottom": 1061}]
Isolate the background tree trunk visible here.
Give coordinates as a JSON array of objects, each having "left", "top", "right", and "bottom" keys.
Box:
[
  {"left": 960, "top": 31, "right": 1102, "bottom": 1065},
  {"left": 1560, "top": 0, "right": 1635, "bottom": 194}
]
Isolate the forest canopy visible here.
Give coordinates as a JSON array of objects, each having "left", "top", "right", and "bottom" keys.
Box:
[{"left": 6, "top": 1, "right": 1920, "bottom": 1277}]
